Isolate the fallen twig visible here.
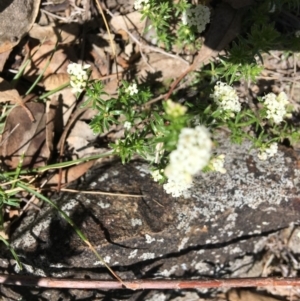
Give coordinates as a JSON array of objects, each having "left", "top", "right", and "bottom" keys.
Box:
[{"left": 1, "top": 275, "right": 300, "bottom": 290}]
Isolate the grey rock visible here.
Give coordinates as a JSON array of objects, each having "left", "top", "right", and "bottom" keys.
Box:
[{"left": 5, "top": 135, "right": 300, "bottom": 299}]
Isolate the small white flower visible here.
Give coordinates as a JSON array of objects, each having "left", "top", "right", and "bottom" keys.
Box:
[
  {"left": 165, "top": 99, "right": 187, "bottom": 118},
  {"left": 265, "top": 143, "right": 278, "bottom": 156},
  {"left": 209, "top": 154, "right": 226, "bottom": 174},
  {"left": 124, "top": 121, "right": 132, "bottom": 130},
  {"left": 257, "top": 151, "right": 268, "bottom": 161},
  {"left": 269, "top": 3, "right": 276, "bottom": 13},
  {"left": 126, "top": 83, "right": 138, "bottom": 96},
  {"left": 163, "top": 176, "right": 193, "bottom": 198},
  {"left": 258, "top": 143, "right": 278, "bottom": 161},
  {"left": 67, "top": 62, "right": 90, "bottom": 94},
  {"left": 211, "top": 82, "right": 241, "bottom": 115},
  {"left": 181, "top": 11, "right": 188, "bottom": 25},
  {"left": 182, "top": 4, "right": 210, "bottom": 33},
  {"left": 134, "top": 0, "right": 149, "bottom": 10},
  {"left": 295, "top": 30, "right": 300, "bottom": 38},
  {"left": 151, "top": 169, "right": 164, "bottom": 182},
  {"left": 164, "top": 126, "right": 212, "bottom": 197},
  {"left": 261, "top": 92, "right": 289, "bottom": 124}
]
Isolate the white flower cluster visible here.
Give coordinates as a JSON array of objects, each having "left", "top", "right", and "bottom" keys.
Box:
[
  {"left": 151, "top": 169, "right": 164, "bottom": 182},
  {"left": 125, "top": 83, "right": 138, "bottom": 96},
  {"left": 163, "top": 126, "right": 212, "bottom": 197},
  {"left": 257, "top": 143, "right": 278, "bottom": 161},
  {"left": 182, "top": 4, "right": 210, "bottom": 33},
  {"left": 261, "top": 92, "right": 289, "bottom": 124},
  {"left": 134, "top": 0, "right": 149, "bottom": 10},
  {"left": 165, "top": 99, "right": 187, "bottom": 118},
  {"left": 124, "top": 121, "right": 132, "bottom": 130},
  {"left": 211, "top": 81, "right": 241, "bottom": 115},
  {"left": 208, "top": 154, "right": 226, "bottom": 174},
  {"left": 67, "top": 63, "right": 90, "bottom": 94}
]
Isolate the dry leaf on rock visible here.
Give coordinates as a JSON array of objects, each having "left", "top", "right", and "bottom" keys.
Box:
[
  {"left": 0, "top": 0, "right": 41, "bottom": 53},
  {"left": 0, "top": 103, "right": 51, "bottom": 169},
  {"left": 0, "top": 77, "right": 34, "bottom": 121}
]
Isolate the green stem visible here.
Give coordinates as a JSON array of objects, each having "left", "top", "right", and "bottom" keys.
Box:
[
  {"left": 4, "top": 151, "right": 114, "bottom": 176},
  {"left": 38, "top": 82, "right": 70, "bottom": 101}
]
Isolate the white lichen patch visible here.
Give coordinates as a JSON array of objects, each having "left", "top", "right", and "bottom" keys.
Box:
[
  {"left": 231, "top": 246, "right": 242, "bottom": 254},
  {"left": 32, "top": 218, "right": 51, "bottom": 236},
  {"left": 13, "top": 233, "right": 36, "bottom": 249},
  {"left": 128, "top": 249, "right": 138, "bottom": 259},
  {"left": 50, "top": 263, "right": 65, "bottom": 268},
  {"left": 98, "top": 173, "right": 109, "bottom": 182},
  {"left": 190, "top": 137, "right": 297, "bottom": 218},
  {"left": 104, "top": 255, "right": 111, "bottom": 263},
  {"left": 139, "top": 252, "right": 155, "bottom": 260},
  {"left": 195, "top": 261, "right": 211, "bottom": 272},
  {"left": 13, "top": 217, "right": 52, "bottom": 249},
  {"left": 131, "top": 218, "right": 142, "bottom": 227},
  {"left": 178, "top": 237, "right": 189, "bottom": 250},
  {"left": 97, "top": 201, "right": 110, "bottom": 209},
  {"left": 176, "top": 207, "right": 199, "bottom": 231},
  {"left": 157, "top": 265, "right": 178, "bottom": 277},
  {"left": 227, "top": 212, "right": 238, "bottom": 222},
  {"left": 181, "top": 263, "right": 187, "bottom": 270},
  {"left": 145, "top": 234, "right": 155, "bottom": 244},
  {"left": 134, "top": 164, "right": 151, "bottom": 175},
  {"left": 14, "top": 263, "right": 46, "bottom": 277},
  {"left": 61, "top": 199, "right": 78, "bottom": 216}
]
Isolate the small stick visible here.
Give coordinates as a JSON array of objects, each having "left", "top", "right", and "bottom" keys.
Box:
[{"left": 1, "top": 275, "right": 300, "bottom": 290}]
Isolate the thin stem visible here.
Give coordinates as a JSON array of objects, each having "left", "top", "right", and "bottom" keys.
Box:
[
  {"left": 38, "top": 82, "right": 70, "bottom": 101},
  {"left": 3, "top": 151, "right": 114, "bottom": 176},
  {"left": 1, "top": 275, "right": 300, "bottom": 290}
]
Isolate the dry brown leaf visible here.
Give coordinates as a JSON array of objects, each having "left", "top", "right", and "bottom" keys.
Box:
[
  {"left": 0, "top": 103, "right": 51, "bottom": 169},
  {"left": 0, "top": 49, "right": 12, "bottom": 72},
  {"left": 66, "top": 120, "right": 98, "bottom": 159},
  {"left": 24, "top": 44, "right": 72, "bottom": 80},
  {"left": 46, "top": 160, "right": 96, "bottom": 185},
  {"left": 110, "top": 11, "right": 146, "bottom": 33},
  {"left": 116, "top": 56, "right": 129, "bottom": 69},
  {"left": 50, "top": 88, "right": 77, "bottom": 130},
  {"left": 43, "top": 73, "right": 70, "bottom": 91},
  {"left": 0, "top": 77, "right": 34, "bottom": 121},
  {"left": 29, "top": 23, "right": 79, "bottom": 44},
  {"left": 0, "top": 0, "right": 41, "bottom": 53}
]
